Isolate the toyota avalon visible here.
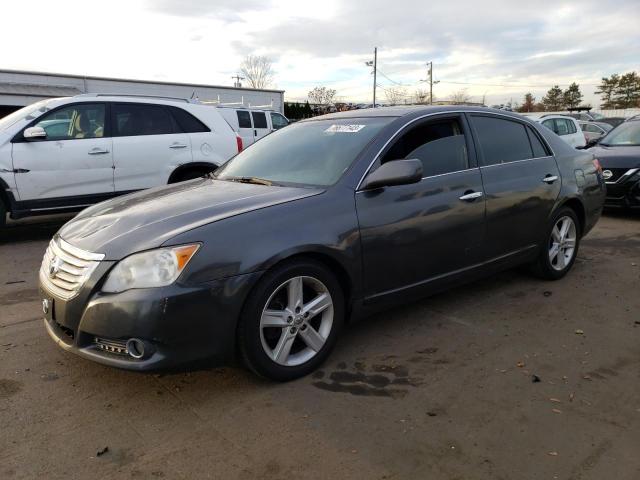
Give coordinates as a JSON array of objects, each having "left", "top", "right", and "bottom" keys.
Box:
[{"left": 40, "top": 106, "right": 605, "bottom": 380}]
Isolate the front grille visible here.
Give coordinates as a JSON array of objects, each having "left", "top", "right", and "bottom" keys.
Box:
[
  {"left": 605, "top": 168, "right": 638, "bottom": 184},
  {"left": 39, "top": 236, "right": 105, "bottom": 300},
  {"left": 94, "top": 337, "right": 129, "bottom": 356}
]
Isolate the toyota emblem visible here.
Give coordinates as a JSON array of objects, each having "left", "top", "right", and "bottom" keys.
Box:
[
  {"left": 48, "top": 256, "right": 62, "bottom": 279},
  {"left": 602, "top": 170, "right": 613, "bottom": 180}
]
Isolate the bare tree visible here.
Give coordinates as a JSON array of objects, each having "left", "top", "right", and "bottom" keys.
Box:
[
  {"left": 449, "top": 89, "right": 471, "bottom": 104},
  {"left": 414, "top": 89, "right": 430, "bottom": 104},
  {"left": 239, "top": 55, "right": 274, "bottom": 89},
  {"left": 384, "top": 87, "right": 407, "bottom": 105},
  {"left": 308, "top": 86, "right": 337, "bottom": 105}
]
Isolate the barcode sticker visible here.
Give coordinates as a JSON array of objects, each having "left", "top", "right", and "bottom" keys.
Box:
[{"left": 324, "top": 124, "right": 366, "bottom": 133}]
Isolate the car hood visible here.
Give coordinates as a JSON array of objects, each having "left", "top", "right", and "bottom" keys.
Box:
[
  {"left": 58, "top": 179, "right": 323, "bottom": 259},
  {"left": 590, "top": 145, "right": 640, "bottom": 169}
]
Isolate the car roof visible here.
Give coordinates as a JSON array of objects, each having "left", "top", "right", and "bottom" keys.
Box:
[{"left": 301, "top": 105, "right": 528, "bottom": 122}]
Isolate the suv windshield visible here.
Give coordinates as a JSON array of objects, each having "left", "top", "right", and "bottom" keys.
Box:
[
  {"left": 599, "top": 121, "right": 640, "bottom": 146},
  {"left": 216, "top": 117, "right": 392, "bottom": 186},
  {"left": 0, "top": 99, "right": 54, "bottom": 132}
]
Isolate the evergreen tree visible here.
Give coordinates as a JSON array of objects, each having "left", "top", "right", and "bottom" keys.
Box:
[
  {"left": 595, "top": 74, "right": 620, "bottom": 109},
  {"left": 542, "top": 85, "right": 564, "bottom": 111},
  {"left": 613, "top": 72, "right": 640, "bottom": 108},
  {"left": 563, "top": 83, "right": 583, "bottom": 109}
]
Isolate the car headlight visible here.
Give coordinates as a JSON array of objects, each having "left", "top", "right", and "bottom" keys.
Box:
[{"left": 102, "top": 244, "right": 200, "bottom": 293}]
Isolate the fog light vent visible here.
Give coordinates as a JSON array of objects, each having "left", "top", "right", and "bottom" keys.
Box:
[{"left": 94, "top": 337, "right": 128, "bottom": 356}]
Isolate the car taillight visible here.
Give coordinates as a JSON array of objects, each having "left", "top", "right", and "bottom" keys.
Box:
[
  {"left": 593, "top": 159, "right": 602, "bottom": 173},
  {"left": 236, "top": 135, "right": 243, "bottom": 153}
]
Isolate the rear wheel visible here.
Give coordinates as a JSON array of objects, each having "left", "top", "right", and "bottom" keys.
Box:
[
  {"left": 531, "top": 207, "right": 580, "bottom": 280},
  {"left": 238, "top": 259, "right": 344, "bottom": 381}
]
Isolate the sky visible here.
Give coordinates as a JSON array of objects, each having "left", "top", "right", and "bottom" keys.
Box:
[{"left": 2, "top": 0, "right": 639, "bottom": 107}]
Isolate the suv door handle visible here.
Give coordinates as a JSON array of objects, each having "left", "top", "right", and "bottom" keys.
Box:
[
  {"left": 542, "top": 175, "right": 559, "bottom": 184},
  {"left": 459, "top": 191, "right": 484, "bottom": 202},
  {"left": 169, "top": 143, "right": 188, "bottom": 149},
  {"left": 88, "top": 148, "right": 110, "bottom": 155}
]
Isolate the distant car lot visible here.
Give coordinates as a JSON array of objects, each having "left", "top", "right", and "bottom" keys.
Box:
[{"left": 1, "top": 212, "right": 638, "bottom": 479}]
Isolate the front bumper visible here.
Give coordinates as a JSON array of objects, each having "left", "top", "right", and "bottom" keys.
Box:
[
  {"left": 40, "top": 271, "right": 263, "bottom": 371},
  {"left": 604, "top": 176, "right": 640, "bottom": 208}
]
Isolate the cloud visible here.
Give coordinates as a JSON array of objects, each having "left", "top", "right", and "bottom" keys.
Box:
[{"left": 149, "top": 0, "right": 271, "bottom": 19}]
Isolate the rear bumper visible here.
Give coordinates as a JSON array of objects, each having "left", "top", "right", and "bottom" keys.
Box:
[{"left": 41, "top": 271, "right": 263, "bottom": 371}]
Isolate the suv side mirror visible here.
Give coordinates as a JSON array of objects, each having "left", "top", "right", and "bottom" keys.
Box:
[
  {"left": 360, "top": 159, "right": 423, "bottom": 190},
  {"left": 23, "top": 126, "right": 47, "bottom": 141}
]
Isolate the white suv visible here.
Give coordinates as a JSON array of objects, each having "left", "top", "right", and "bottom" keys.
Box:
[
  {"left": 0, "top": 94, "right": 241, "bottom": 226},
  {"left": 536, "top": 115, "right": 586, "bottom": 149}
]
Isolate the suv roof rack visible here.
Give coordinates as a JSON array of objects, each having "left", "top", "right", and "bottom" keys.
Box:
[{"left": 74, "top": 93, "right": 196, "bottom": 103}]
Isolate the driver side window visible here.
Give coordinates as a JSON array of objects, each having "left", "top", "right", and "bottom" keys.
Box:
[
  {"left": 33, "top": 103, "right": 105, "bottom": 140},
  {"left": 381, "top": 117, "right": 469, "bottom": 177}
]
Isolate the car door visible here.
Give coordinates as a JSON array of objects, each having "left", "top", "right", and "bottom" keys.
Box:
[
  {"left": 111, "top": 102, "right": 192, "bottom": 192},
  {"left": 251, "top": 111, "right": 270, "bottom": 141},
  {"left": 468, "top": 114, "right": 561, "bottom": 259},
  {"left": 11, "top": 102, "right": 113, "bottom": 202},
  {"left": 235, "top": 110, "right": 254, "bottom": 147},
  {"left": 356, "top": 113, "right": 486, "bottom": 299}
]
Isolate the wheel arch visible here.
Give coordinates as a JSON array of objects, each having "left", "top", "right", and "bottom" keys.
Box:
[
  {"left": 256, "top": 248, "right": 356, "bottom": 318},
  {"left": 168, "top": 162, "right": 220, "bottom": 183},
  {"left": 557, "top": 197, "right": 586, "bottom": 235}
]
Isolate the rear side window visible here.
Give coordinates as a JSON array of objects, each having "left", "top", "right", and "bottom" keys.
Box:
[
  {"left": 113, "top": 103, "right": 174, "bottom": 136},
  {"left": 526, "top": 126, "right": 549, "bottom": 157},
  {"left": 381, "top": 118, "right": 469, "bottom": 177},
  {"left": 169, "top": 107, "right": 210, "bottom": 133},
  {"left": 252, "top": 111, "right": 268, "bottom": 129},
  {"left": 237, "top": 110, "right": 251, "bottom": 128},
  {"left": 472, "top": 115, "right": 533, "bottom": 166}
]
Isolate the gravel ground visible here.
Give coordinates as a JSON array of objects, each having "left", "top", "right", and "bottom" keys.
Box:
[{"left": 1, "top": 212, "right": 639, "bottom": 480}]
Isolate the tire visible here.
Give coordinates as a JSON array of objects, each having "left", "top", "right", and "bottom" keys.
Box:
[
  {"left": 531, "top": 207, "right": 581, "bottom": 280},
  {"left": 238, "top": 259, "right": 345, "bottom": 381}
]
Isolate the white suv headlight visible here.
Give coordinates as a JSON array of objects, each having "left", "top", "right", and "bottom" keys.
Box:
[{"left": 102, "top": 244, "right": 200, "bottom": 293}]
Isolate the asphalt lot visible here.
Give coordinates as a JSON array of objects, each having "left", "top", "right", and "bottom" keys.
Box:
[{"left": 1, "top": 212, "right": 639, "bottom": 480}]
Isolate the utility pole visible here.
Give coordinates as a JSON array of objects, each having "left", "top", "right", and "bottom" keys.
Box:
[
  {"left": 231, "top": 74, "right": 245, "bottom": 88},
  {"left": 373, "top": 47, "right": 377, "bottom": 108},
  {"left": 366, "top": 48, "right": 377, "bottom": 108},
  {"left": 428, "top": 61, "right": 433, "bottom": 104}
]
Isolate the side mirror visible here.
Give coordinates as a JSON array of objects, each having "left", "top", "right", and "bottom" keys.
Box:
[
  {"left": 360, "top": 159, "right": 423, "bottom": 190},
  {"left": 23, "top": 126, "right": 47, "bottom": 141}
]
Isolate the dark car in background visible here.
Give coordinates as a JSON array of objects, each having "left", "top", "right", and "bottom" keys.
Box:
[
  {"left": 589, "top": 118, "right": 640, "bottom": 209},
  {"left": 39, "top": 106, "right": 605, "bottom": 381}
]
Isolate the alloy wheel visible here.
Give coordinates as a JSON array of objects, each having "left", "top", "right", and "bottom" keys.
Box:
[
  {"left": 259, "top": 276, "right": 334, "bottom": 366},
  {"left": 548, "top": 216, "right": 577, "bottom": 271}
]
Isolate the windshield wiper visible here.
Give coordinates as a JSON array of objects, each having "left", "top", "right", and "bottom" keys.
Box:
[{"left": 222, "top": 176, "right": 274, "bottom": 186}]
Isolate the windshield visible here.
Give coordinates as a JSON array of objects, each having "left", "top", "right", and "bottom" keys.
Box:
[
  {"left": 599, "top": 121, "right": 640, "bottom": 146},
  {"left": 216, "top": 117, "right": 393, "bottom": 186},
  {"left": 590, "top": 112, "right": 605, "bottom": 120},
  {"left": 0, "top": 99, "right": 54, "bottom": 132}
]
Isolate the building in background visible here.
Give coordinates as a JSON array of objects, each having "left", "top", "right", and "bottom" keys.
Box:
[{"left": 0, "top": 69, "right": 285, "bottom": 118}]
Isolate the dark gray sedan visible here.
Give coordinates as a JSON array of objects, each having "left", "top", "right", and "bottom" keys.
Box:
[{"left": 39, "top": 106, "right": 605, "bottom": 380}]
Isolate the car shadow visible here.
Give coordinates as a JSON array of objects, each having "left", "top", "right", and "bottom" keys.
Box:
[{"left": 0, "top": 214, "right": 73, "bottom": 245}]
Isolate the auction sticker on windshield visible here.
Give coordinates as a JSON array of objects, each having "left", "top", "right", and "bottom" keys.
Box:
[{"left": 324, "top": 124, "right": 366, "bottom": 133}]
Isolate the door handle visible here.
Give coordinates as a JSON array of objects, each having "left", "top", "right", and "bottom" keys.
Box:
[
  {"left": 88, "top": 148, "right": 109, "bottom": 155},
  {"left": 169, "top": 143, "right": 188, "bottom": 149},
  {"left": 542, "top": 175, "right": 559, "bottom": 184},
  {"left": 254, "top": 130, "right": 257, "bottom": 137},
  {"left": 459, "top": 191, "right": 483, "bottom": 202}
]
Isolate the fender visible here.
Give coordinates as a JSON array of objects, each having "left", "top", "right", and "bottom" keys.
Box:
[{"left": 0, "top": 175, "right": 17, "bottom": 212}]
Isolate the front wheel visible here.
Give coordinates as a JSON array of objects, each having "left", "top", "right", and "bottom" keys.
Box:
[
  {"left": 238, "top": 259, "right": 344, "bottom": 381},
  {"left": 531, "top": 207, "right": 580, "bottom": 280}
]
